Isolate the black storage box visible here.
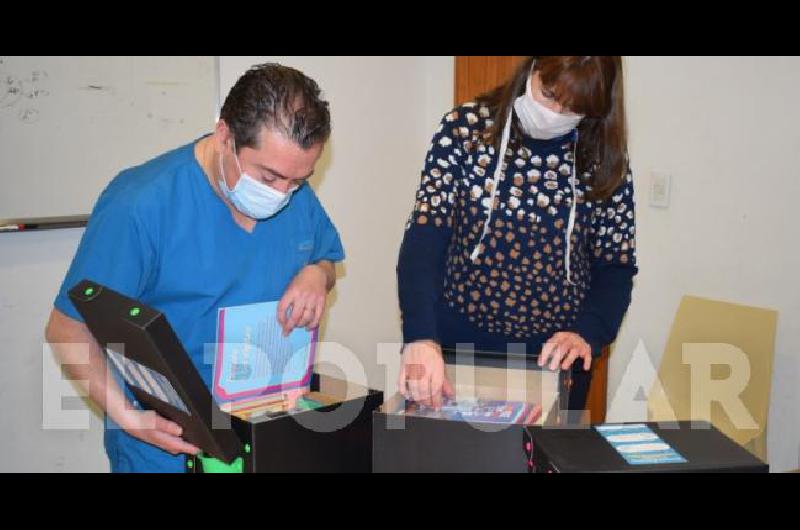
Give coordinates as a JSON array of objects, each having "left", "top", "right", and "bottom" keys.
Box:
[
  {"left": 373, "top": 349, "right": 572, "bottom": 473},
  {"left": 188, "top": 374, "right": 382, "bottom": 473},
  {"left": 69, "top": 279, "right": 382, "bottom": 473},
  {"left": 523, "top": 421, "right": 769, "bottom": 473}
]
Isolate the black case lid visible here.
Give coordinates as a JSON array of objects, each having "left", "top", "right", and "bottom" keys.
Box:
[
  {"left": 525, "top": 421, "right": 768, "bottom": 473},
  {"left": 68, "top": 279, "right": 242, "bottom": 463}
]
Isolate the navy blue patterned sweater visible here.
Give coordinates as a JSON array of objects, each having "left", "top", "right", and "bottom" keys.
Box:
[{"left": 397, "top": 102, "right": 638, "bottom": 357}]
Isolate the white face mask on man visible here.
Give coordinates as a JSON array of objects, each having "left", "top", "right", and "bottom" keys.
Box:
[
  {"left": 218, "top": 138, "right": 298, "bottom": 220},
  {"left": 513, "top": 69, "right": 584, "bottom": 140}
]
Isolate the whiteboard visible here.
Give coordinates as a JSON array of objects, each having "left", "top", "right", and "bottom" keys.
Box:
[{"left": 0, "top": 56, "right": 218, "bottom": 222}]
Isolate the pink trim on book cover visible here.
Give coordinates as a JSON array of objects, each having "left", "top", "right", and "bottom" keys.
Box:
[{"left": 213, "top": 308, "right": 317, "bottom": 402}]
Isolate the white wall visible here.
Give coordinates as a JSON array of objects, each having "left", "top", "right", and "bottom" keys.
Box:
[
  {"left": 609, "top": 56, "right": 800, "bottom": 472},
  {"left": 0, "top": 228, "right": 109, "bottom": 472}
]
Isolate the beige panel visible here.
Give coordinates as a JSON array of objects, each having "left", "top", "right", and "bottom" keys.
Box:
[{"left": 649, "top": 295, "right": 778, "bottom": 461}]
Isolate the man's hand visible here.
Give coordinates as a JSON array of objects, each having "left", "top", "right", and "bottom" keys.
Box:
[
  {"left": 277, "top": 262, "right": 334, "bottom": 337},
  {"left": 118, "top": 409, "right": 200, "bottom": 456},
  {"left": 398, "top": 340, "right": 454, "bottom": 410},
  {"left": 538, "top": 331, "right": 592, "bottom": 371},
  {"left": 46, "top": 308, "right": 202, "bottom": 456}
]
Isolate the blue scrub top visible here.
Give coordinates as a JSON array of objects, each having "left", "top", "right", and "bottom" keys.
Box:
[{"left": 54, "top": 138, "right": 345, "bottom": 472}]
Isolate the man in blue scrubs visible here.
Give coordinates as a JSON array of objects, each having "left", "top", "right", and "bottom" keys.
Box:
[{"left": 45, "top": 63, "right": 344, "bottom": 472}]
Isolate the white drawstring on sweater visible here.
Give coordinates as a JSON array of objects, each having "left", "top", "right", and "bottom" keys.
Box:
[
  {"left": 564, "top": 130, "right": 578, "bottom": 285},
  {"left": 470, "top": 106, "right": 513, "bottom": 263},
  {"left": 470, "top": 108, "right": 579, "bottom": 285}
]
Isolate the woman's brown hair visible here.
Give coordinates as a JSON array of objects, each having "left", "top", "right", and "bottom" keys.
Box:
[{"left": 477, "top": 56, "right": 627, "bottom": 201}]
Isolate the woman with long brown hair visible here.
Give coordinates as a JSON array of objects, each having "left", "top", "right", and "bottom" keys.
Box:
[{"left": 397, "top": 56, "right": 636, "bottom": 412}]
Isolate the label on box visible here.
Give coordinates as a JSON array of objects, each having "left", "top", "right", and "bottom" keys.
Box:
[
  {"left": 107, "top": 348, "right": 190, "bottom": 414},
  {"left": 595, "top": 423, "right": 687, "bottom": 466}
]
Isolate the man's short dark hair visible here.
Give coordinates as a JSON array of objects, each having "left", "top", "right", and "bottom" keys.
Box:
[{"left": 220, "top": 63, "right": 331, "bottom": 151}]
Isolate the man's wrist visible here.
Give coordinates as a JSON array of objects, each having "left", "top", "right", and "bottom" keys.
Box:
[
  {"left": 308, "top": 261, "right": 335, "bottom": 290},
  {"left": 111, "top": 402, "right": 140, "bottom": 431}
]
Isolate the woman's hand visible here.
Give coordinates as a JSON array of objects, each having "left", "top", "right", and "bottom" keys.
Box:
[
  {"left": 538, "top": 331, "right": 592, "bottom": 371},
  {"left": 398, "top": 340, "right": 454, "bottom": 410}
]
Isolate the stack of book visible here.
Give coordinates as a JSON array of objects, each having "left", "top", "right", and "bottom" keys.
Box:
[{"left": 402, "top": 397, "right": 542, "bottom": 425}]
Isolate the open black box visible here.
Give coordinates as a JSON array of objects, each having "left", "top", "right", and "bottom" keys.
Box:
[
  {"left": 68, "top": 279, "right": 382, "bottom": 473},
  {"left": 372, "top": 347, "right": 574, "bottom": 473}
]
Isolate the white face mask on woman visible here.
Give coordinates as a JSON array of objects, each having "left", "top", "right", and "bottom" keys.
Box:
[{"left": 513, "top": 69, "right": 584, "bottom": 140}]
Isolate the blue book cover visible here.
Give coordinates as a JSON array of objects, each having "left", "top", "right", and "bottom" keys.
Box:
[{"left": 212, "top": 301, "right": 316, "bottom": 404}]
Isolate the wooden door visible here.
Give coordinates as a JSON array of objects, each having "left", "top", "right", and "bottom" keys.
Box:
[
  {"left": 454, "top": 55, "right": 610, "bottom": 424},
  {"left": 454, "top": 56, "right": 528, "bottom": 105}
]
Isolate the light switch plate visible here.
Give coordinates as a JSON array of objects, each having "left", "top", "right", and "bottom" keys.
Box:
[{"left": 649, "top": 171, "right": 671, "bottom": 208}]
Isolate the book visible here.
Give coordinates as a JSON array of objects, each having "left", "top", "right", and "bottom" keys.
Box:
[
  {"left": 402, "top": 397, "right": 542, "bottom": 425},
  {"left": 212, "top": 301, "right": 317, "bottom": 406}
]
